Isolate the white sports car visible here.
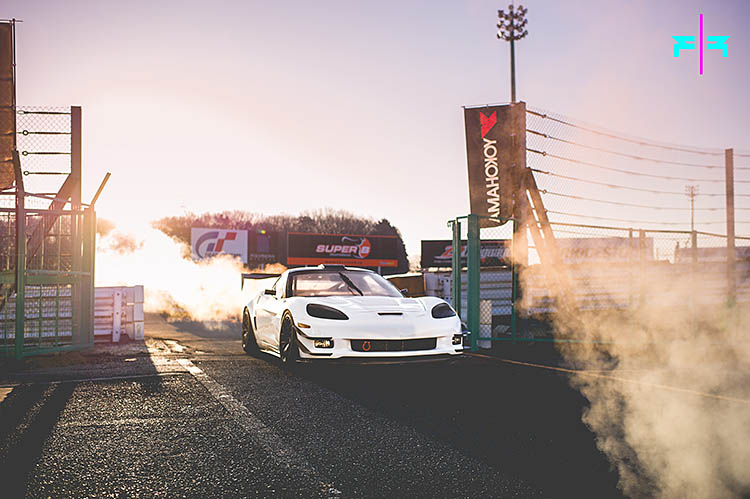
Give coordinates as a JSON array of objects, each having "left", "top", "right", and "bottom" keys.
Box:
[{"left": 241, "top": 265, "right": 464, "bottom": 366}]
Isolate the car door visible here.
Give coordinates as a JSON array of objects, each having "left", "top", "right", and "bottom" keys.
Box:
[
  {"left": 257, "top": 274, "right": 287, "bottom": 352},
  {"left": 254, "top": 277, "right": 279, "bottom": 348}
]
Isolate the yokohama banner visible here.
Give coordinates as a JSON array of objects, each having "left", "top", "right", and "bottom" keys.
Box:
[
  {"left": 463, "top": 102, "right": 525, "bottom": 226},
  {"left": 0, "top": 22, "right": 15, "bottom": 190},
  {"left": 287, "top": 233, "right": 398, "bottom": 268}
]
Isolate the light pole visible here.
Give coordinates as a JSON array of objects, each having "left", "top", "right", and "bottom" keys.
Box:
[{"left": 497, "top": 4, "right": 528, "bottom": 103}]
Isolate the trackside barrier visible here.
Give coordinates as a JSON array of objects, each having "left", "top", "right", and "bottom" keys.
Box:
[{"left": 94, "top": 286, "right": 144, "bottom": 342}]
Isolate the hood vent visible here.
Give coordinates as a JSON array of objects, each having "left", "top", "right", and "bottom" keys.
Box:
[{"left": 378, "top": 312, "right": 403, "bottom": 316}]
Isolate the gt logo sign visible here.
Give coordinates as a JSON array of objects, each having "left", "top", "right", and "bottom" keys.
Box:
[
  {"left": 190, "top": 228, "right": 249, "bottom": 262},
  {"left": 194, "top": 231, "right": 236, "bottom": 257}
]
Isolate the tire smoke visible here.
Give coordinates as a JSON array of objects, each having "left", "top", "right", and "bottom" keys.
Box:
[
  {"left": 95, "top": 225, "right": 280, "bottom": 324},
  {"left": 520, "top": 262, "right": 750, "bottom": 498}
]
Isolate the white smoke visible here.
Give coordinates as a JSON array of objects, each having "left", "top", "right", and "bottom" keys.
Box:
[
  {"left": 95, "top": 225, "right": 273, "bottom": 323},
  {"left": 520, "top": 257, "right": 750, "bottom": 498}
]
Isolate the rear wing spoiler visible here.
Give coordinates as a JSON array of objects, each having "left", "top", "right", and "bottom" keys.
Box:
[{"left": 241, "top": 272, "right": 281, "bottom": 290}]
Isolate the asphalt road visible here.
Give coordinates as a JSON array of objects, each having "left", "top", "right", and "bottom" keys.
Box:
[{"left": 0, "top": 314, "right": 623, "bottom": 498}]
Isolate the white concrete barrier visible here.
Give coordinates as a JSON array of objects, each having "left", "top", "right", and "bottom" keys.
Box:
[{"left": 95, "top": 286, "right": 144, "bottom": 342}]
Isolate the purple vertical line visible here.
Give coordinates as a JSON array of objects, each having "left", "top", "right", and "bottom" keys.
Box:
[{"left": 699, "top": 14, "right": 704, "bottom": 75}]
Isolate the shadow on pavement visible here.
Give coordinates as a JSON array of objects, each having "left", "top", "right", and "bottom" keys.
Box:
[
  {"left": 0, "top": 382, "right": 77, "bottom": 497},
  {"left": 286, "top": 357, "right": 624, "bottom": 499}
]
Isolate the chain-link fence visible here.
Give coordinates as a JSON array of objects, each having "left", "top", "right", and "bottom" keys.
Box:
[
  {"left": 0, "top": 106, "right": 95, "bottom": 358},
  {"left": 525, "top": 106, "right": 749, "bottom": 236},
  {"left": 447, "top": 214, "right": 749, "bottom": 351}
]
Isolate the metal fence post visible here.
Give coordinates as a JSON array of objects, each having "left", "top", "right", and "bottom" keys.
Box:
[
  {"left": 13, "top": 151, "right": 25, "bottom": 359},
  {"left": 628, "top": 228, "right": 634, "bottom": 308},
  {"left": 639, "top": 230, "right": 646, "bottom": 307},
  {"left": 691, "top": 230, "right": 697, "bottom": 330},
  {"left": 725, "top": 148, "right": 735, "bottom": 308},
  {"left": 451, "top": 219, "right": 462, "bottom": 318},
  {"left": 511, "top": 216, "right": 518, "bottom": 344},
  {"left": 14, "top": 208, "right": 25, "bottom": 359},
  {"left": 81, "top": 208, "right": 96, "bottom": 347},
  {"left": 467, "top": 214, "right": 480, "bottom": 352}
]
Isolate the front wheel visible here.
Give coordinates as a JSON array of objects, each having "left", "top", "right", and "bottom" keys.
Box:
[
  {"left": 279, "top": 315, "right": 299, "bottom": 369},
  {"left": 242, "top": 309, "right": 259, "bottom": 355}
]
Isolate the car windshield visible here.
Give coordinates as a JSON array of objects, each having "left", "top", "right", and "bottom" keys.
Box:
[{"left": 289, "top": 270, "right": 403, "bottom": 298}]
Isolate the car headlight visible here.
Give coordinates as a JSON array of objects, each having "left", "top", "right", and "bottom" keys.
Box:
[
  {"left": 306, "top": 303, "right": 349, "bottom": 320},
  {"left": 431, "top": 303, "right": 456, "bottom": 319}
]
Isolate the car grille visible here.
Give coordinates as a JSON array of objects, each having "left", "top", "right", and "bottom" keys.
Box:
[{"left": 350, "top": 338, "right": 437, "bottom": 352}]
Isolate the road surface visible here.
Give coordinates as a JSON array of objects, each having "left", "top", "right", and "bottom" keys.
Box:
[{"left": 0, "top": 314, "right": 622, "bottom": 498}]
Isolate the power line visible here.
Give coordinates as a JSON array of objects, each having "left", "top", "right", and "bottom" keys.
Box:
[
  {"left": 546, "top": 210, "right": 744, "bottom": 226},
  {"left": 531, "top": 168, "right": 750, "bottom": 197},
  {"left": 526, "top": 108, "right": 723, "bottom": 156},
  {"left": 526, "top": 129, "right": 736, "bottom": 169},
  {"left": 526, "top": 148, "right": 750, "bottom": 184},
  {"left": 540, "top": 190, "right": 750, "bottom": 211}
]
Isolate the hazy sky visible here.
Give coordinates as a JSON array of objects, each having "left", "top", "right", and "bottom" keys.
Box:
[{"left": 5, "top": 0, "right": 750, "bottom": 256}]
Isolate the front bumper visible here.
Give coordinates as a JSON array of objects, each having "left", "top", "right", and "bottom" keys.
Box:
[
  {"left": 297, "top": 353, "right": 461, "bottom": 365},
  {"left": 295, "top": 327, "right": 463, "bottom": 362}
]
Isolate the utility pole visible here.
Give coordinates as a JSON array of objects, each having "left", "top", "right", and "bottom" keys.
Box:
[
  {"left": 497, "top": 4, "right": 528, "bottom": 103},
  {"left": 685, "top": 185, "right": 699, "bottom": 232},
  {"left": 725, "top": 149, "right": 735, "bottom": 308}
]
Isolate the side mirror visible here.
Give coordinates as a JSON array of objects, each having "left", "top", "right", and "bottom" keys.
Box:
[
  {"left": 264, "top": 289, "right": 275, "bottom": 296},
  {"left": 400, "top": 288, "right": 409, "bottom": 297}
]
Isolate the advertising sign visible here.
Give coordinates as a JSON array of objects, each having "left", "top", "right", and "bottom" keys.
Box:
[
  {"left": 287, "top": 233, "right": 398, "bottom": 268},
  {"left": 463, "top": 102, "right": 525, "bottom": 225},
  {"left": 191, "top": 228, "right": 249, "bottom": 263},
  {"left": 420, "top": 240, "right": 511, "bottom": 268},
  {"left": 0, "top": 23, "right": 15, "bottom": 190},
  {"left": 674, "top": 246, "right": 750, "bottom": 263},
  {"left": 555, "top": 237, "right": 654, "bottom": 264},
  {"left": 248, "top": 229, "right": 279, "bottom": 264}
]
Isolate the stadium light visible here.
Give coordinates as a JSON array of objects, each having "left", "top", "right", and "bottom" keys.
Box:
[{"left": 497, "top": 4, "right": 528, "bottom": 103}]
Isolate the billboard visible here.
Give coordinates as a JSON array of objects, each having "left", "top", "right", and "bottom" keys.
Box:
[
  {"left": 287, "top": 233, "right": 398, "bottom": 268},
  {"left": 191, "top": 228, "right": 249, "bottom": 263},
  {"left": 0, "top": 22, "right": 15, "bottom": 190},
  {"left": 248, "top": 229, "right": 279, "bottom": 264},
  {"left": 421, "top": 240, "right": 511, "bottom": 268},
  {"left": 464, "top": 102, "right": 525, "bottom": 225},
  {"left": 674, "top": 246, "right": 750, "bottom": 263},
  {"left": 555, "top": 237, "right": 654, "bottom": 264}
]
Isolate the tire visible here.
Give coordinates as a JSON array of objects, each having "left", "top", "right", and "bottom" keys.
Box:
[
  {"left": 279, "top": 314, "right": 300, "bottom": 369},
  {"left": 242, "top": 309, "right": 259, "bottom": 355}
]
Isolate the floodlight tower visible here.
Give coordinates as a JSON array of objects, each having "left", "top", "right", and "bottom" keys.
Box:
[{"left": 497, "top": 4, "right": 528, "bottom": 103}]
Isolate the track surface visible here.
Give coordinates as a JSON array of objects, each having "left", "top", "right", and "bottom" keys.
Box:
[{"left": 0, "top": 314, "right": 623, "bottom": 498}]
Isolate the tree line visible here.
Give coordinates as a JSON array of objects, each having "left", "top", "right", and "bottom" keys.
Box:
[{"left": 152, "top": 208, "right": 410, "bottom": 274}]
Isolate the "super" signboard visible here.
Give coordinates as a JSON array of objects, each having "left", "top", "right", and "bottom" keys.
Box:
[{"left": 287, "top": 233, "right": 398, "bottom": 268}]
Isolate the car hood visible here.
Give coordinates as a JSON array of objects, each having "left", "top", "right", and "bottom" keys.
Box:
[{"left": 301, "top": 296, "right": 425, "bottom": 314}]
